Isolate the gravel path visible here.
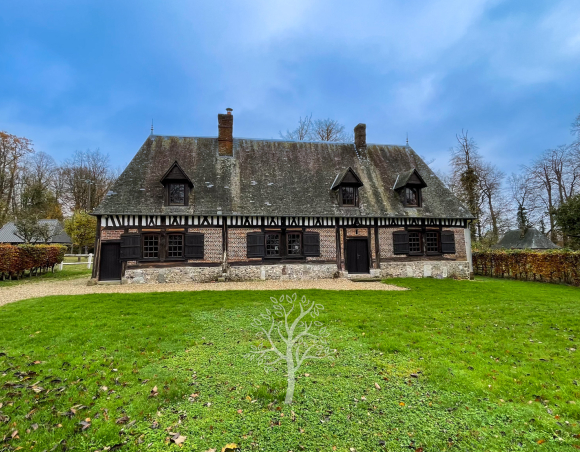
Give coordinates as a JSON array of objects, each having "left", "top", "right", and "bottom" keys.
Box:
[{"left": 0, "top": 276, "right": 405, "bottom": 307}]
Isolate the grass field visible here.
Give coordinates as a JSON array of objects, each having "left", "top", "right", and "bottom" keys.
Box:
[
  {"left": 0, "top": 266, "right": 92, "bottom": 287},
  {"left": 0, "top": 278, "right": 578, "bottom": 451}
]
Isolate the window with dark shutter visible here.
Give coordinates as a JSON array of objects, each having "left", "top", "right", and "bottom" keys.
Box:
[
  {"left": 120, "top": 234, "right": 141, "bottom": 260},
  {"left": 303, "top": 232, "right": 320, "bottom": 257},
  {"left": 184, "top": 233, "right": 204, "bottom": 259},
  {"left": 393, "top": 231, "right": 409, "bottom": 255},
  {"left": 247, "top": 232, "right": 265, "bottom": 258},
  {"left": 441, "top": 230, "right": 456, "bottom": 254}
]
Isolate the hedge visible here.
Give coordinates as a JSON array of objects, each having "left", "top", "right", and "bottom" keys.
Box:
[
  {"left": 473, "top": 249, "right": 580, "bottom": 286},
  {"left": 0, "top": 244, "right": 66, "bottom": 279}
]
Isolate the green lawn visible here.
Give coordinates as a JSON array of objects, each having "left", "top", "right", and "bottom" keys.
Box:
[
  {"left": 0, "top": 278, "right": 578, "bottom": 451},
  {"left": 0, "top": 267, "right": 92, "bottom": 287}
]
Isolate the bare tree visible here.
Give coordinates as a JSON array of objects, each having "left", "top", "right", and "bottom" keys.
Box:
[
  {"left": 280, "top": 114, "right": 313, "bottom": 141},
  {"left": 310, "top": 118, "right": 352, "bottom": 142},
  {"left": 244, "top": 294, "right": 333, "bottom": 404},
  {"left": 477, "top": 162, "right": 507, "bottom": 243},
  {"left": 0, "top": 132, "right": 34, "bottom": 225},
  {"left": 450, "top": 130, "right": 481, "bottom": 239},
  {"left": 59, "top": 149, "right": 117, "bottom": 213}
]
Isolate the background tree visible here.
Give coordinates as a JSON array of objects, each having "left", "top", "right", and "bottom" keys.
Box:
[
  {"left": 554, "top": 193, "right": 580, "bottom": 249},
  {"left": 281, "top": 116, "right": 353, "bottom": 142},
  {"left": 59, "top": 149, "right": 118, "bottom": 212},
  {"left": 280, "top": 114, "right": 313, "bottom": 141},
  {"left": 0, "top": 132, "right": 34, "bottom": 225},
  {"left": 14, "top": 214, "right": 51, "bottom": 244},
  {"left": 65, "top": 210, "right": 97, "bottom": 254},
  {"left": 450, "top": 130, "right": 481, "bottom": 239}
]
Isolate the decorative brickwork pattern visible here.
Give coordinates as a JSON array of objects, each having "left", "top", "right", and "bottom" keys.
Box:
[
  {"left": 379, "top": 227, "right": 405, "bottom": 258},
  {"left": 305, "top": 228, "right": 336, "bottom": 261},
  {"left": 188, "top": 227, "right": 222, "bottom": 262},
  {"left": 228, "top": 228, "right": 261, "bottom": 261},
  {"left": 446, "top": 228, "right": 467, "bottom": 259},
  {"left": 346, "top": 228, "right": 368, "bottom": 237},
  {"left": 101, "top": 228, "right": 123, "bottom": 241},
  {"left": 128, "top": 229, "right": 138, "bottom": 233}
]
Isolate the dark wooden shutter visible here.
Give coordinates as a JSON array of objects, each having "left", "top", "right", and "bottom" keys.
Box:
[
  {"left": 393, "top": 231, "right": 409, "bottom": 255},
  {"left": 441, "top": 230, "right": 456, "bottom": 254},
  {"left": 184, "top": 233, "right": 204, "bottom": 259},
  {"left": 247, "top": 232, "right": 265, "bottom": 258},
  {"left": 120, "top": 234, "right": 141, "bottom": 260},
  {"left": 303, "top": 232, "right": 320, "bottom": 257}
]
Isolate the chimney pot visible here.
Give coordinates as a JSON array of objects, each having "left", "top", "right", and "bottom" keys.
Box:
[
  {"left": 218, "top": 109, "right": 234, "bottom": 156},
  {"left": 354, "top": 123, "right": 366, "bottom": 149}
]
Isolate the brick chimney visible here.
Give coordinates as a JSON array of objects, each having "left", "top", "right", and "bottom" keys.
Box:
[
  {"left": 218, "top": 108, "right": 233, "bottom": 156},
  {"left": 354, "top": 123, "right": 366, "bottom": 149}
]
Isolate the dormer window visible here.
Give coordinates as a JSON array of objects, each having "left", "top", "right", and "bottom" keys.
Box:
[
  {"left": 405, "top": 187, "right": 419, "bottom": 207},
  {"left": 394, "top": 168, "right": 427, "bottom": 208},
  {"left": 160, "top": 161, "right": 193, "bottom": 207},
  {"left": 331, "top": 167, "right": 363, "bottom": 208},
  {"left": 169, "top": 183, "right": 185, "bottom": 205},
  {"left": 341, "top": 186, "right": 357, "bottom": 206}
]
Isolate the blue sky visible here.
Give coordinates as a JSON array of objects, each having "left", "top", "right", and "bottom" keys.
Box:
[{"left": 1, "top": 0, "right": 579, "bottom": 174}]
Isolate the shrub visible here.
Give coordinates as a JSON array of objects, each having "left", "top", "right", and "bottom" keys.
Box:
[
  {"left": 0, "top": 244, "right": 66, "bottom": 277},
  {"left": 473, "top": 249, "right": 580, "bottom": 286}
]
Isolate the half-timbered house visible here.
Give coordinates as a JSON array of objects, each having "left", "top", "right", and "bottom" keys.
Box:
[{"left": 91, "top": 110, "right": 474, "bottom": 283}]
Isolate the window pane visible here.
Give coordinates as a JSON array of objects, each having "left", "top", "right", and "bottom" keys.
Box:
[
  {"left": 409, "top": 232, "right": 421, "bottom": 253},
  {"left": 287, "top": 233, "right": 301, "bottom": 255},
  {"left": 341, "top": 186, "right": 355, "bottom": 205},
  {"left": 143, "top": 235, "right": 159, "bottom": 258},
  {"left": 168, "top": 234, "right": 183, "bottom": 258},
  {"left": 406, "top": 187, "right": 418, "bottom": 206},
  {"left": 169, "top": 184, "right": 185, "bottom": 205},
  {"left": 265, "top": 233, "right": 280, "bottom": 256},
  {"left": 426, "top": 231, "right": 438, "bottom": 253}
]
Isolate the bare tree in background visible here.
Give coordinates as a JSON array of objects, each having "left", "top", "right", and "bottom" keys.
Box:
[
  {"left": 0, "top": 132, "right": 34, "bottom": 225},
  {"left": 281, "top": 116, "right": 353, "bottom": 143},
  {"left": 280, "top": 114, "right": 313, "bottom": 141},
  {"left": 477, "top": 162, "right": 507, "bottom": 243},
  {"left": 310, "top": 118, "right": 352, "bottom": 142},
  {"left": 60, "top": 149, "right": 118, "bottom": 212},
  {"left": 17, "top": 152, "right": 62, "bottom": 220},
  {"left": 450, "top": 130, "right": 481, "bottom": 240}
]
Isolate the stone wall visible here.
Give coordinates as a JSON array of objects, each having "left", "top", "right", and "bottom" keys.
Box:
[
  {"left": 377, "top": 260, "right": 470, "bottom": 279},
  {"left": 125, "top": 262, "right": 338, "bottom": 284}
]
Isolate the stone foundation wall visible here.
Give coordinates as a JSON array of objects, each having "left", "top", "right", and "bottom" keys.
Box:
[
  {"left": 377, "top": 260, "right": 470, "bottom": 279},
  {"left": 124, "top": 263, "right": 339, "bottom": 284}
]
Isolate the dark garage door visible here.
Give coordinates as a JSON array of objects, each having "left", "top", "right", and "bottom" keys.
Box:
[{"left": 99, "top": 243, "right": 122, "bottom": 281}]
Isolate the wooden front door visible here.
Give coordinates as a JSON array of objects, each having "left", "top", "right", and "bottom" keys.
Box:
[
  {"left": 346, "top": 239, "right": 370, "bottom": 274},
  {"left": 99, "top": 243, "right": 122, "bottom": 281}
]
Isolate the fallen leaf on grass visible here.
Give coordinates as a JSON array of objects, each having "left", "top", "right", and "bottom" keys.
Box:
[
  {"left": 150, "top": 421, "right": 159, "bottom": 429},
  {"left": 399, "top": 402, "right": 405, "bottom": 406},
  {"left": 31, "top": 424, "right": 38, "bottom": 431},
  {"left": 115, "top": 416, "right": 130, "bottom": 425},
  {"left": 79, "top": 420, "right": 91, "bottom": 431},
  {"left": 374, "top": 382, "right": 381, "bottom": 390},
  {"left": 171, "top": 434, "right": 186, "bottom": 445},
  {"left": 150, "top": 386, "right": 158, "bottom": 397},
  {"left": 537, "top": 439, "right": 545, "bottom": 444},
  {"left": 11, "top": 430, "right": 19, "bottom": 439},
  {"left": 221, "top": 444, "right": 238, "bottom": 452}
]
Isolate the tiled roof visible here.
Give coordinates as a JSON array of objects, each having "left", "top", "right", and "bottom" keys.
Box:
[
  {"left": 494, "top": 228, "right": 560, "bottom": 249},
  {"left": 93, "top": 136, "right": 474, "bottom": 219},
  {"left": 0, "top": 219, "right": 72, "bottom": 244}
]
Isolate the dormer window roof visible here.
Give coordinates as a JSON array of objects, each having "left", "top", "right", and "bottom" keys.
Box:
[
  {"left": 160, "top": 161, "right": 194, "bottom": 188},
  {"left": 160, "top": 161, "right": 193, "bottom": 207},
  {"left": 331, "top": 167, "right": 363, "bottom": 207},
  {"left": 394, "top": 168, "right": 427, "bottom": 208}
]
